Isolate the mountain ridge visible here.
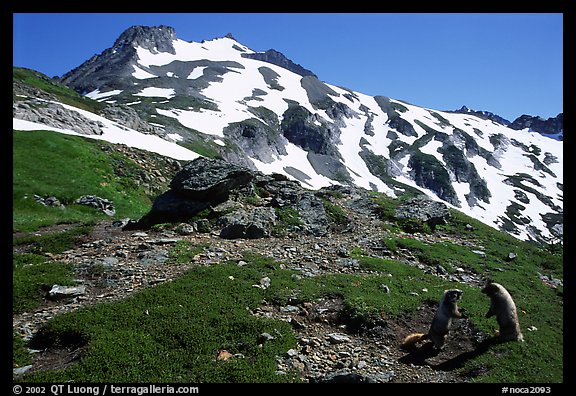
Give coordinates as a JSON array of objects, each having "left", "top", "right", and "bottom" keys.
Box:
[{"left": 12, "top": 25, "right": 563, "bottom": 246}]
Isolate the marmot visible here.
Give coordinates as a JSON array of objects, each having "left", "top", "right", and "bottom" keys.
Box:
[
  {"left": 481, "top": 282, "right": 524, "bottom": 342},
  {"left": 401, "top": 289, "right": 464, "bottom": 350}
]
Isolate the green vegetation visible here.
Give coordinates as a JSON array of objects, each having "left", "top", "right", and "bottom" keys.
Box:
[
  {"left": 19, "top": 256, "right": 300, "bottom": 383},
  {"left": 13, "top": 67, "right": 105, "bottom": 114},
  {"left": 13, "top": 130, "right": 159, "bottom": 232},
  {"left": 322, "top": 199, "right": 349, "bottom": 227},
  {"left": 16, "top": 228, "right": 561, "bottom": 382},
  {"left": 178, "top": 138, "right": 222, "bottom": 159},
  {"left": 167, "top": 240, "right": 209, "bottom": 265},
  {"left": 13, "top": 253, "right": 75, "bottom": 315},
  {"left": 13, "top": 331, "right": 32, "bottom": 368},
  {"left": 274, "top": 207, "right": 304, "bottom": 235},
  {"left": 13, "top": 225, "right": 93, "bottom": 255}
]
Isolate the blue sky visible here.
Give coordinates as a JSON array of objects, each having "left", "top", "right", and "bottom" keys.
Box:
[{"left": 13, "top": 13, "right": 563, "bottom": 122}]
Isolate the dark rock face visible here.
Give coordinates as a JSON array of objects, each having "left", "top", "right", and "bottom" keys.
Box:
[
  {"left": 508, "top": 113, "right": 563, "bottom": 139},
  {"left": 373, "top": 96, "right": 417, "bottom": 137},
  {"left": 408, "top": 152, "right": 460, "bottom": 207},
  {"left": 258, "top": 67, "right": 285, "bottom": 91},
  {"left": 388, "top": 116, "right": 418, "bottom": 137},
  {"left": 222, "top": 118, "right": 288, "bottom": 164},
  {"left": 242, "top": 49, "right": 317, "bottom": 78},
  {"left": 394, "top": 196, "right": 451, "bottom": 230},
  {"left": 300, "top": 76, "right": 340, "bottom": 106},
  {"left": 281, "top": 105, "right": 340, "bottom": 156},
  {"left": 439, "top": 145, "right": 491, "bottom": 205},
  {"left": 146, "top": 190, "right": 213, "bottom": 224}
]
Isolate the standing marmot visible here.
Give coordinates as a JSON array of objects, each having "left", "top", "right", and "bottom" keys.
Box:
[
  {"left": 402, "top": 289, "right": 464, "bottom": 350},
  {"left": 481, "top": 282, "right": 524, "bottom": 342}
]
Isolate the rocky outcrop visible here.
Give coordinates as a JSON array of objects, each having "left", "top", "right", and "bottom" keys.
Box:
[
  {"left": 394, "top": 195, "right": 451, "bottom": 230},
  {"left": 112, "top": 25, "right": 176, "bottom": 55},
  {"left": 101, "top": 105, "right": 163, "bottom": 135},
  {"left": 13, "top": 100, "right": 104, "bottom": 135},
  {"left": 218, "top": 207, "right": 277, "bottom": 239},
  {"left": 408, "top": 152, "right": 460, "bottom": 207},
  {"left": 125, "top": 157, "right": 331, "bottom": 237},
  {"left": 281, "top": 105, "right": 341, "bottom": 156},
  {"left": 169, "top": 157, "right": 254, "bottom": 200},
  {"left": 223, "top": 118, "right": 288, "bottom": 164},
  {"left": 75, "top": 195, "right": 116, "bottom": 216},
  {"left": 508, "top": 113, "right": 563, "bottom": 139}
]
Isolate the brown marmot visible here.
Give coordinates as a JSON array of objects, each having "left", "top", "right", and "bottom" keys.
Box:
[
  {"left": 402, "top": 289, "right": 464, "bottom": 350},
  {"left": 481, "top": 282, "right": 524, "bottom": 342}
]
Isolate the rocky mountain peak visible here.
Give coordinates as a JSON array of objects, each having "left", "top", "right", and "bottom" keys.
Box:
[
  {"left": 59, "top": 25, "right": 178, "bottom": 94},
  {"left": 113, "top": 25, "right": 177, "bottom": 54}
]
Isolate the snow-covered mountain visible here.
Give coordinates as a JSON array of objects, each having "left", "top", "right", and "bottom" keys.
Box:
[{"left": 13, "top": 25, "right": 563, "bottom": 245}]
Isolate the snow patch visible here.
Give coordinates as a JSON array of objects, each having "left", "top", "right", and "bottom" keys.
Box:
[
  {"left": 132, "top": 65, "right": 157, "bottom": 80},
  {"left": 85, "top": 89, "right": 123, "bottom": 101},
  {"left": 187, "top": 66, "right": 207, "bottom": 80},
  {"left": 13, "top": 103, "right": 199, "bottom": 161},
  {"left": 134, "top": 87, "right": 175, "bottom": 99}
]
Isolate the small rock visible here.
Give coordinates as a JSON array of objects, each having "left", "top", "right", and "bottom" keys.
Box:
[
  {"left": 48, "top": 285, "right": 86, "bottom": 300},
  {"left": 326, "top": 333, "right": 350, "bottom": 344}
]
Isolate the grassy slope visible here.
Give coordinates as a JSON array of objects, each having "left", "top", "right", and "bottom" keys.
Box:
[
  {"left": 13, "top": 130, "right": 156, "bottom": 232},
  {"left": 13, "top": 67, "right": 105, "bottom": 114}
]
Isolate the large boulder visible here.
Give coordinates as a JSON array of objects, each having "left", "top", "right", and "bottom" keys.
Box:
[
  {"left": 126, "top": 157, "right": 254, "bottom": 229},
  {"left": 170, "top": 157, "right": 254, "bottom": 200},
  {"left": 394, "top": 196, "right": 451, "bottom": 231}
]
